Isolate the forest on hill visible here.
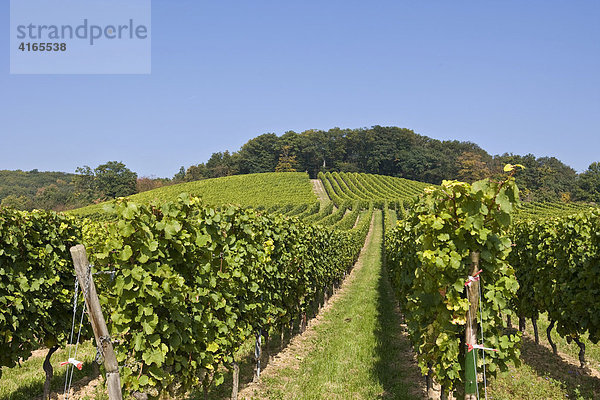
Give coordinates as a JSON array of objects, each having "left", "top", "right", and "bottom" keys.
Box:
[
  {"left": 0, "top": 169, "right": 77, "bottom": 211},
  {"left": 0, "top": 162, "right": 142, "bottom": 211},
  {"left": 1, "top": 126, "right": 599, "bottom": 211},
  {"left": 182, "top": 126, "right": 599, "bottom": 203}
]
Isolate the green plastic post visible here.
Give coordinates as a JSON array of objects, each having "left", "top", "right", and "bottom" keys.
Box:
[{"left": 465, "top": 347, "right": 477, "bottom": 396}]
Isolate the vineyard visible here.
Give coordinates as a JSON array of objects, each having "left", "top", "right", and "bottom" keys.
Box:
[
  {"left": 0, "top": 183, "right": 373, "bottom": 399},
  {"left": 509, "top": 211, "right": 600, "bottom": 354},
  {"left": 2, "top": 170, "right": 600, "bottom": 399},
  {"left": 318, "top": 171, "right": 430, "bottom": 208},
  {"left": 69, "top": 172, "right": 317, "bottom": 219},
  {"left": 513, "top": 200, "right": 592, "bottom": 220}
]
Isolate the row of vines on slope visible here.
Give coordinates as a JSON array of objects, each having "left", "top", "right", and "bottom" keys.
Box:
[
  {"left": 319, "top": 171, "right": 427, "bottom": 209},
  {"left": 384, "top": 168, "right": 523, "bottom": 396},
  {"left": 319, "top": 170, "right": 592, "bottom": 220},
  {"left": 509, "top": 210, "right": 600, "bottom": 366},
  {"left": 1, "top": 193, "right": 372, "bottom": 398}
]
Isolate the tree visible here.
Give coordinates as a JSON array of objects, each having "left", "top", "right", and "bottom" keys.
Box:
[
  {"left": 93, "top": 161, "right": 137, "bottom": 199},
  {"left": 576, "top": 162, "right": 600, "bottom": 203},
  {"left": 73, "top": 165, "right": 97, "bottom": 201},
  {"left": 237, "top": 133, "right": 280, "bottom": 174},
  {"left": 1, "top": 194, "right": 33, "bottom": 210},
  {"left": 184, "top": 164, "right": 208, "bottom": 182},
  {"left": 206, "top": 151, "right": 237, "bottom": 178},
  {"left": 33, "top": 184, "right": 73, "bottom": 211},
  {"left": 457, "top": 151, "right": 492, "bottom": 182},
  {"left": 74, "top": 161, "right": 138, "bottom": 201},
  {"left": 173, "top": 166, "right": 186, "bottom": 183},
  {"left": 275, "top": 146, "right": 297, "bottom": 172},
  {"left": 297, "top": 129, "right": 328, "bottom": 177}
]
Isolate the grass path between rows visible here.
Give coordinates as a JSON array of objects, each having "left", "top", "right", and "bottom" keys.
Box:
[
  {"left": 239, "top": 211, "right": 425, "bottom": 399},
  {"left": 310, "top": 179, "right": 330, "bottom": 205}
]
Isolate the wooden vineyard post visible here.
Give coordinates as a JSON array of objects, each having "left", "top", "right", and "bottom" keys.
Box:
[
  {"left": 70, "top": 244, "right": 122, "bottom": 400},
  {"left": 465, "top": 251, "right": 480, "bottom": 400}
]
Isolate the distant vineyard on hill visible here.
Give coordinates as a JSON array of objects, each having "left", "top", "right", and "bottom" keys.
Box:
[
  {"left": 68, "top": 170, "right": 596, "bottom": 222},
  {"left": 513, "top": 200, "right": 594, "bottom": 220},
  {"left": 318, "top": 171, "right": 430, "bottom": 208},
  {"left": 69, "top": 172, "right": 316, "bottom": 218}
]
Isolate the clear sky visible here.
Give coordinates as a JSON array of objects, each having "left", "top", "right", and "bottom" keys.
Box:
[{"left": 1, "top": 0, "right": 599, "bottom": 178}]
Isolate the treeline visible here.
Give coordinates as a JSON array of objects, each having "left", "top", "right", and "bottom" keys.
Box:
[
  {"left": 179, "top": 126, "right": 600, "bottom": 203},
  {"left": 0, "top": 162, "right": 169, "bottom": 211},
  {"left": 2, "top": 126, "right": 599, "bottom": 210},
  {"left": 0, "top": 169, "right": 79, "bottom": 211}
]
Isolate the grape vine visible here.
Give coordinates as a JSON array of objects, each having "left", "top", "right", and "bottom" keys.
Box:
[{"left": 384, "top": 167, "right": 523, "bottom": 393}]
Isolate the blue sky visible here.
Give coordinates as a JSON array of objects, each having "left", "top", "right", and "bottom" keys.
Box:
[{"left": 1, "top": 0, "right": 599, "bottom": 177}]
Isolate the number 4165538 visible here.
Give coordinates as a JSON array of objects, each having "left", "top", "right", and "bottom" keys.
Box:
[{"left": 19, "top": 42, "right": 67, "bottom": 51}]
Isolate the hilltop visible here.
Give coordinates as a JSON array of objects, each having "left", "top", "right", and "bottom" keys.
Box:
[{"left": 2, "top": 126, "right": 599, "bottom": 211}]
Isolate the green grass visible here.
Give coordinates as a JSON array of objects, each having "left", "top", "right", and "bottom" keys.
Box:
[
  {"left": 528, "top": 313, "right": 600, "bottom": 371},
  {"left": 0, "top": 341, "right": 97, "bottom": 400},
  {"left": 487, "top": 337, "right": 600, "bottom": 399},
  {"left": 485, "top": 316, "right": 600, "bottom": 399},
  {"left": 256, "top": 211, "right": 423, "bottom": 399},
  {"left": 68, "top": 172, "right": 316, "bottom": 218}
]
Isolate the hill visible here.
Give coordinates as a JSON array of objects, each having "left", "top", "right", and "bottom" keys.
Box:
[
  {"left": 2, "top": 126, "right": 599, "bottom": 210},
  {"left": 181, "top": 126, "right": 599, "bottom": 203},
  {"left": 68, "top": 169, "right": 593, "bottom": 223},
  {"left": 0, "top": 169, "right": 78, "bottom": 211},
  {"left": 68, "top": 172, "right": 316, "bottom": 218}
]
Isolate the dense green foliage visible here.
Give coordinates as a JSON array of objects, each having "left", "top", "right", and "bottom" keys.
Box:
[
  {"left": 576, "top": 162, "right": 600, "bottom": 203},
  {"left": 183, "top": 127, "right": 488, "bottom": 183},
  {"left": 0, "top": 170, "right": 79, "bottom": 211},
  {"left": 0, "top": 208, "right": 81, "bottom": 378},
  {"left": 74, "top": 161, "right": 138, "bottom": 202},
  {"left": 509, "top": 211, "right": 600, "bottom": 345},
  {"left": 384, "top": 172, "right": 522, "bottom": 393},
  {"left": 296, "top": 201, "right": 321, "bottom": 220},
  {"left": 69, "top": 172, "right": 317, "bottom": 220},
  {"left": 80, "top": 194, "right": 371, "bottom": 395},
  {"left": 332, "top": 202, "right": 364, "bottom": 230},
  {"left": 0, "top": 189, "right": 370, "bottom": 395}
]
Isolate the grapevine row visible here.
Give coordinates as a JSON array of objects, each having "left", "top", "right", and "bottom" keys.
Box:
[
  {"left": 1, "top": 194, "right": 371, "bottom": 397},
  {"left": 0, "top": 208, "right": 82, "bottom": 378},
  {"left": 509, "top": 210, "right": 600, "bottom": 366},
  {"left": 384, "top": 175, "right": 522, "bottom": 395}
]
